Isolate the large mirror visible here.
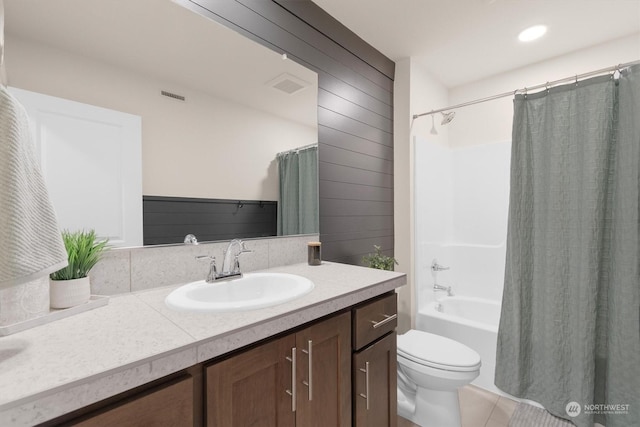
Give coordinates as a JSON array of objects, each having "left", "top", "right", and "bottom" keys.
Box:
[{"left": 4, "top": 0, "right": 318, "bottom": 247}]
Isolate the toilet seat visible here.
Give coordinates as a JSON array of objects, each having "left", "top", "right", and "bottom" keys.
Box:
[{"left": 397, "top": 330, "right": 481, "bottom": 372}]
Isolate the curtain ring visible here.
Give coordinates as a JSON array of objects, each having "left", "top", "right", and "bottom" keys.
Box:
[
  {"left": 575, "top": 75, "right": 578, "bottom": 86},
  {"left": 545, "top": 82, "right": 550, "bottom": 93},
  {"left": 523, "top": 87, "right": 528, "bottom": 99},
  {"left": 614, "top": 63, "right": 622, "bottom": 79}
]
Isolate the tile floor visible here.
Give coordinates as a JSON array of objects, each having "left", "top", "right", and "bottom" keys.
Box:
[{"left": 397, "top": 385, "right": 518, "bottom": 427}]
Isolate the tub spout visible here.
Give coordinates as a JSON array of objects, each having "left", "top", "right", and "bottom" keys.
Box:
[{"left": 433, "top": 283, "right": 453, "bottom": 296}]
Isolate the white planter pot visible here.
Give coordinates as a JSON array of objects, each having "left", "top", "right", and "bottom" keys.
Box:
[{"left": 50, "top": 277, "right": 91, "bottom": 309}]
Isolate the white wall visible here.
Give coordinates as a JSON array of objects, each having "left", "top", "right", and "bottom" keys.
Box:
[
  {"left": 412, "top": 33, "right": 640, "bottom": 314},
  {"left": 394, "top": 58, "right": 450, "bottom": 331},
  {"left": 449, "top": 33, "right": 640, "bottom": 147},
  {"left": 393, "top": 58, "right": 412, "bottom": 333},
  {"left": 5, "top": 36, "right": 317, "bottom": 202}
]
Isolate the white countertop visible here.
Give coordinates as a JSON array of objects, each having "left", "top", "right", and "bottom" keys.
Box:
[{"left": 0, "top": 262, "right": 405, "bottom": 426}]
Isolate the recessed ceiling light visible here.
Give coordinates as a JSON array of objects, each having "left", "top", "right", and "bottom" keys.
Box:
[{"left": 518, "top": 25, "right": 547, "bottom": 42}]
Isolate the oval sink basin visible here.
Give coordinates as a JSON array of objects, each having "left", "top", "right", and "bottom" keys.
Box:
[{"left": 165, "top": 272, "right": 314, "bottom": 313}]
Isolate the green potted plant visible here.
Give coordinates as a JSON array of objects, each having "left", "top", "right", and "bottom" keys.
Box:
[
  {"left": 49, "top": 229, "right": 108, "bottom": 309},
  {"left": 362, "top": 245, "right": 398, "bottom": 271}
]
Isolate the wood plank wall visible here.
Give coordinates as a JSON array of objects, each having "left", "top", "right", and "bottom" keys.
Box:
[
  {"left": 143, "top": 196, "right": 277, "bottom": 245},
  {"left": 183, "top": 0, "right": 395, "bottom": 265}
]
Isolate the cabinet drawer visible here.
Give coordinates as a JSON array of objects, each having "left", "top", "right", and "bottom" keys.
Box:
[
  {"left": 353, "top": 293, "right": 397, "bottom": 350},
  {"left": 71, "top": 375, "right": 193, "bottom": 427}
]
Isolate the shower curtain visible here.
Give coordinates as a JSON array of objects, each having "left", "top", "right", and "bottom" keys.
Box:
[
  {"left": 277, "top": 145, "right": 319, "bottom": 235},
  {"left": 496, "top": 65, "right": 639, "bottom": 427}
]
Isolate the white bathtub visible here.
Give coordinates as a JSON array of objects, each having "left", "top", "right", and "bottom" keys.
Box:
[{"left": 416, "top": 296, "right": 503, "bottom": 395}]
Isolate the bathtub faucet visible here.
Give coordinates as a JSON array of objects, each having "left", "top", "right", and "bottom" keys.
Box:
[
  {"left": 431, "top": 259, "right": 450, "bottom": 272},
  {"left": 433, "top": 283, "right": 453, "bottom": 296}
]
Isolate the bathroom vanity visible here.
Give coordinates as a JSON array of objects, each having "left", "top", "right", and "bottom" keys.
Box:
[{"left": 0, "top": 262, "right": 404, "bottom": 426}]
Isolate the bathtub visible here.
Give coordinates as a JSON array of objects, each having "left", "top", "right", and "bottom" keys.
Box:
[{"left": 416, "top": 296, "right": 503, "bottom": 395}]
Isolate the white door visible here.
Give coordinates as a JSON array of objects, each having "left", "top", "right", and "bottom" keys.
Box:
[{"left": 9, "top": 87, "right": 143, "bottom": 247}]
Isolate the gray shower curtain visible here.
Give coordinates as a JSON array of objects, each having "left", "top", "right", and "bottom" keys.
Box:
[
  {"left": 277, "top": 145, "right": 319, "bottom": 235},
  {"left": 496, "top": 65, "right": 639, "bottom": 427}
]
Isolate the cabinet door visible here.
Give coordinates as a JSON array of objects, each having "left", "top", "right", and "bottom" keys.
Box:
[
  {"left": 295, "top": 311, "right": 351, "bottom": 427},
  {"left": 206, "top": 334, "right": 296, "bottom": 427},
  {"left": 353, "top": 332, "right": 397, "bottom": 427}
]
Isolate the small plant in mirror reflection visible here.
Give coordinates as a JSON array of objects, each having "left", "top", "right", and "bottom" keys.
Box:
[
  {"left": 362, "top": 245, "right": 398, "bottom": 271},
  {"left": 50, "top": 230, "right": 109, "bottom": 280}
]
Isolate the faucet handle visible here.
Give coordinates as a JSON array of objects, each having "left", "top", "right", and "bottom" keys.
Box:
[
  {"left": 196, "top": 255, "right": 218, "bottom": 282},
  {"left": 431, "top": 259, "right": 450, "bottom": 272},
  {"left": 196, "top": 255, "right": 217, "bottom": 270}
]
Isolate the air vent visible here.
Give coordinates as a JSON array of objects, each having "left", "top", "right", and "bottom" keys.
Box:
[
  {"left": 161, "top": 90, "right": 186, "bottom": 101},
  {"left": 266, "top": 73, "right": 310, "bottom": 95}
]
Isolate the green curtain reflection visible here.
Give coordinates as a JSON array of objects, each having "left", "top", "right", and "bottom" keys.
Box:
[{"left": 277, "top": 145, "right": 318, "bottom": 235}]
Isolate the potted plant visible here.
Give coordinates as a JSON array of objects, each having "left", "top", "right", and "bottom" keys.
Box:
[
  {"left": 49, "top": 229, "right": 108, "bottom": 309},
  {"left": 362, "top": 245, "right": 398, "bottom": 271}
]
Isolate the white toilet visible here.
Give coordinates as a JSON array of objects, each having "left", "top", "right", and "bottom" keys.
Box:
[{"left": 397, "top": 330, "right": 481, "bottom": 427}]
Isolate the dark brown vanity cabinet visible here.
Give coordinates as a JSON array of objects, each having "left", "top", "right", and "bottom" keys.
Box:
[
  {"left": 352, "top": 293, "right": 398, "bottom": 427},
  {"left": 40, "top": 294, "right": 399, "bottom": 427},
  {"left": 205, "top": 311, "right": 351, "bottom": 427}
]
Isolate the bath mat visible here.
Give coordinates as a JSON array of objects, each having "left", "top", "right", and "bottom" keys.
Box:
[{"left": 509, "top": 402, "right": 575, "bottom": 427}]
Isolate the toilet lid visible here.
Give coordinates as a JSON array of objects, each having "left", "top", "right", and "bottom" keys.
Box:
[{"left": 397, "top": 330, "right": 481, "bottom": 372}]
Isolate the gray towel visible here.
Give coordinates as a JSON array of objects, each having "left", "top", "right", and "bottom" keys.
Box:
[{"left": 0, "top": 85, "right": 67, "bottom": 288}]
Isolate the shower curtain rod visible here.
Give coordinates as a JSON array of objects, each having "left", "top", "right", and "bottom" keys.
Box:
[
  {"left": 276, "top": 143, "right": 317, "bottom": 156},
  {"left": 412, "top": 59, "right": 640, "bottom": 120}
]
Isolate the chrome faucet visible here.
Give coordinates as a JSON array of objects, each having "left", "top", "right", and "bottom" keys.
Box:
[
  {"left": 431, "top": 259, "right": 450, "bottom": 273},
  {"left": 221, "top": 239, "right": 253, "bottom": 277},
  {"left": 433, "top": 283, "right": 453, "bottom": 296},
  {"left": 431, "top": 258, "right": 453, "bottom": 296},
  {"left": 196, "top": 239, "right": 252, "bottom": 283}
]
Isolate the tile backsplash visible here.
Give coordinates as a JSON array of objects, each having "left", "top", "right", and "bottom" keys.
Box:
[{"left": 89, "top": 234, "right": 319, "bottom": 296}]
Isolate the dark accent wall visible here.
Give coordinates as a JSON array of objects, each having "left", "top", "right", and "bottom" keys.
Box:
[
  {"left": 184, "top": 0, "right": 395, "bottom": 265},
  {"left": 143, "top": 196, "right": 277, "bottom": 245}
]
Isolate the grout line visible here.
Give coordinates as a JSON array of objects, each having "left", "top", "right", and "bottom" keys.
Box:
[{"left": 484, "top": 399, "right": 501, "bottom": 427}]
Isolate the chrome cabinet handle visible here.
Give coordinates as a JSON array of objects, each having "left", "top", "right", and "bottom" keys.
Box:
[
  {"left": 370, "top": 313, "right": 397, "bottom": 329},
  {"left": 285, "top": 347, "right": 297, "bottom": 412},
  {"left": 301, "top": 339, "right": 313, "bottom": 401},
  {"left": 359, "top": 362, "right": 370, "bottom": 410}
]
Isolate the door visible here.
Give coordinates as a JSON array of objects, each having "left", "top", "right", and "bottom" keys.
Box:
[
  {"left": 295, "top": 311, "right": 351, "bottom": 427},
  {"left": 353, "top": 332, "right": 397, "bottom": 427},
  {"left": 8, "top": 87, "right": 143, "bottom": 247}
]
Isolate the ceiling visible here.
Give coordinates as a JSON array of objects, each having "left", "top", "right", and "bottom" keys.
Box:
[
  {"left": 4, "top": 0, "right": 317, "bottom": 127},
  {"left": 312, "top": 0, "right": 640, "bottom": 88}
]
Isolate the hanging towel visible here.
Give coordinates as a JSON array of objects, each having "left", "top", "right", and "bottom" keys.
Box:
[{"left": 0, "top": 85, "right": 68, "bottom": 289}]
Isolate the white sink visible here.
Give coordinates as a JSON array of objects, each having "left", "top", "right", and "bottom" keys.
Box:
[{"left": 165, "top": 272, "right": 314, "bottom": 313}]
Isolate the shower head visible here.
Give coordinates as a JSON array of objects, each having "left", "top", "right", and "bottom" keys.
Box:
[{"left": 440, "top": 111, "right": 456, "bottom": 125}]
